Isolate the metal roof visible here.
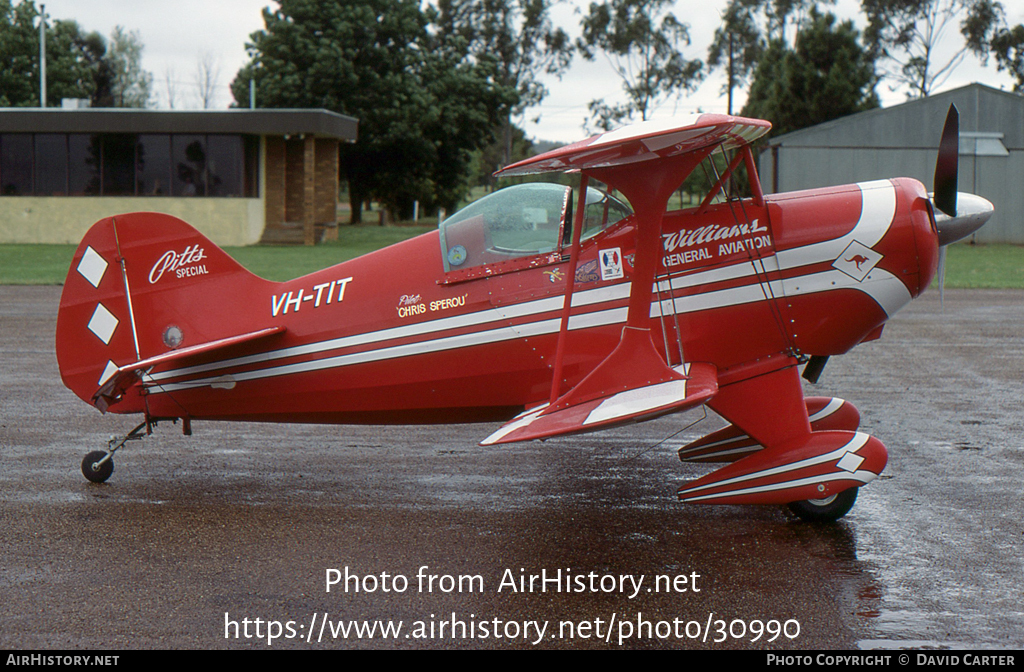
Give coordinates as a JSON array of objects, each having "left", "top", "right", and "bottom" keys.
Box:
[
  {"left": 0, "top": 108, "right": 358, "bottom": 140},
  {"left": 763, "top": 83, "right": 1023, "bottom": 150}
]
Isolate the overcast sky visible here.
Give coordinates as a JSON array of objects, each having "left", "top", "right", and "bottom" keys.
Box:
[{"left": 36, "top": 0, "right": 1022, "bottom": 142}]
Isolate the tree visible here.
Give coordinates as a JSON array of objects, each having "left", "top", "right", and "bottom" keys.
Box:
[
  {"left": 106, "top": 25, "right": 151, "bottom": 108},
  {"left": 988, "top": 23, "right": 1024, "bottom": 91},
  {"left": 232, "top": 0, "right": 514, "bottom": 221},
  {"left": 862, "top": 0, "right": 1001, "bottom": 97},
  {"left": 742, "top": 9, "right": 879, "bottom": 136},
  {"left": 431, "top": 0, "right": 572, "bottom": 166},
  {"left": 0, "top": 0, "right": 43, "bottom": 106},
  {"left": 194, "top": 51, "right": 220, "bottom": 109},
  {"left": 577, "top": 0, "right": 703, "bottom": 131},
  {"left": 73, "top": 29, "right": 114, "bottom": 107},
  {"left": 471, "top": 121, "right": 535, "bottom": 191},
  {"left": 707, "top": 0, "right": 836, "bottom": 113},
  {"left": 707, "top": 1, "right": 765, "bottom": 114},
  {"left": 0, "top": 0, "right": 98, "bottom": 106},
  {"left": 0, "top": 1, "right": 151, "bottom": 108},
  {"left": 962, "top": 0, "right": 1024, "bottom": 92},
  {"left": 162, "top": 66, "right": 180, "bottom": 109}
]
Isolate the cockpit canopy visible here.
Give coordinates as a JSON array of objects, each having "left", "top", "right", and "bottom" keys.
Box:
[{"left": 439, "top": 183, "right": 632, "bottom": 273}]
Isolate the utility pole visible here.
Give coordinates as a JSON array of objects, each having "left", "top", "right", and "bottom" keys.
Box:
[
  {"left": 39, "top": 4, "right": 47, "bottom": 108},
  {"left": 727, "top": 32, "right": 734, "bottom": 116}
]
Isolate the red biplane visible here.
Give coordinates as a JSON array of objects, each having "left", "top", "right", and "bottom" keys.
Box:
[{"left": 56, "top": 106, "right": 992, "bottom": 521}]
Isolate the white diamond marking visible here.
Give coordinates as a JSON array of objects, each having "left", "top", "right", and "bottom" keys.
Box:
[
  {"left": 832, "top": 241, "right": 882, "bottom": 282},
  {"left": 837, "top": 451, "right": 865, "bottom": 473},
  {"left": 87, "top": 303, "right": 119, "bottom": 345},
  {"left": 98, "top": 360, "right": 119, "bottom": 386},
  {"left": 77, "top": 246, "right": 108, "bottom": 288}
]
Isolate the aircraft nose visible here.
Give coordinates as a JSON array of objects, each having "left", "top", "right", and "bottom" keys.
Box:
[{"left": 932, "top": 192, "right": 994, "bottom": 246}]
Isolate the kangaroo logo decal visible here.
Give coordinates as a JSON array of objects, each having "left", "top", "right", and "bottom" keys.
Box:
[
  {"left": 833, "top": 242, "right": 882, "bottom": 282},
  {"left": 846, "top": 254, "right": 871, "bottom": 271}
]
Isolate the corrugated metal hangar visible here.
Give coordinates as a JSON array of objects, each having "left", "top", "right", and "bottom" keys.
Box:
[{"left": 759, "top": 83, "right": 1020, "bottom": 244}]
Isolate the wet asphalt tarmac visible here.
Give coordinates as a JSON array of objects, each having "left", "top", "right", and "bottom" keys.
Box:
[{"left": 1, "top": 285, "right": 1021, "bottom": 650}]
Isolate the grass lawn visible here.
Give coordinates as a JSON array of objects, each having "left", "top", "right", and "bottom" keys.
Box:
[
  {"left": 937, "top": 243, "right": 1024, "bottom": 289},
  {"left": 2, "top": 234, "right": 1021, "bottom": 289},
  {"left": 0, "top": 224, "right": 435, "bottom": 285},
  {"left": 225, "top": 225, "right": 435, "bottom": 281}
]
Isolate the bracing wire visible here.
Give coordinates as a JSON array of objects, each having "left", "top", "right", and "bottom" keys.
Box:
[{"left": 617, "top": 407, "right": 709, "bottom": 463}]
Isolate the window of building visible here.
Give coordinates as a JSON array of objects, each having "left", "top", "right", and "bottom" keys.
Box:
[
  {"left": 243, "top": 135, "right": 259, "bottom": 198},
  {"left": 35, "top": 135, "right": 68, "bottom": 196},
  {"left": 173, "top": 135, "right": 207, "bottom": 196},
  {"left": 137, "top": 134, "right": 171, "bottom": 196},
  {"left": 1, "top": 134, "right": 34, "bottom": 195},
  {"left": 1, "top": 132, "right": 259, "bottom": 198},
  {"left": 68, "top": 134, "right": 101, "bottom": 195},
  {"left": 103, "top": 135, "right": 137, "bottom": 196},
  {"left": 207, "top": 135, "right": 242, "bottom": 197}
]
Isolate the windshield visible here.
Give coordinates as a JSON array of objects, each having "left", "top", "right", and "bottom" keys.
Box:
[
  {"left": 439, "top": 183, "right": 633, "bottom": 274},
  {"left": 439, "top": 183, "right": 570, "bottom": 272},
  {"left": 576, "top": 188, "right": 632, "bottom": 242}
]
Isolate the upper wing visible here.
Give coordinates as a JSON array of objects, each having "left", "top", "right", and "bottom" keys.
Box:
[{"left": 495, "top": 114, "right": 771, "bottom": 177}]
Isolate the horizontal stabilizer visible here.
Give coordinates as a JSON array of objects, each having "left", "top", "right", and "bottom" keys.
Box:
[
  {"left": 678, "top": 431, "right": 886, "bottom": 506},
  {"left": 481, "top": 362, "right": 717, "bottom": 445},
  {"left": 92, "top": 326, "right": 285, "bottom": 412},
  {"left": 678, "top": 397, "right": 860, "bottom": 463}
]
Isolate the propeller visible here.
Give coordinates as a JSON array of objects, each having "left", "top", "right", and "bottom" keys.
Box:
[
  {"left": 929, "top": 104, "right": 994, "bottom": 305},
  {"left": 933, "top": 105, "right": 959, "bottom": 219}
]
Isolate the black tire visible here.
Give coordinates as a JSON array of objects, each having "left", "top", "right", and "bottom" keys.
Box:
[
  {"left": 787, "top": 487, "right": 858, "bottom": 522},
  {"left": 82, "top": 450, "right": 113, "bottom": 483}
]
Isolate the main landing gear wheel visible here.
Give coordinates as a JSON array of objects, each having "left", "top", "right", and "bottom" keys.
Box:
[
  {"left": 82, "top": 450, "right": 114, "bottom": 483},
  {"left": 787, "top": 487, "right": 858, "bottom": 522}
]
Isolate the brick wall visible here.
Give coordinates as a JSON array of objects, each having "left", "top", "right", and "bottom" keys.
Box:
[
  {"left": 315, "top": 138, "right": 339, "bottom": 225},
  {"left": 264, "top": 136, "right": 286, "bottom": 229},
  {"left": 262, "top": 134, "right": 341, "bottom": 244},
  {"left": 285, "top": 138, "right": 306, "bottom": 223}
]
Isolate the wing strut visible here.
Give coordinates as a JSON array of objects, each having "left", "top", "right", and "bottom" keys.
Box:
[
  {"left": 483, "top": 115, "right": 775, "bottom": 445},
  {"left": 549, "top": 174, "right": 590, "bottom": 404},
  {"left": 483, "top": 149, "right": 722, "bottom": 445},
  {"left": 585, "top": 148, "right": 714, "bottom": 374}
]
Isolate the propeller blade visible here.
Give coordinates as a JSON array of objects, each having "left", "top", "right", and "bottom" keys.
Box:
[{"left": 932, "top": 104, "right": 959, "bottom": 218}]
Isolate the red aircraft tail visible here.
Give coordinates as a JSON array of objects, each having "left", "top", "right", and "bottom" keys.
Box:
[{"left": 56, "top": 212, "right": 279, "bottom": 413}]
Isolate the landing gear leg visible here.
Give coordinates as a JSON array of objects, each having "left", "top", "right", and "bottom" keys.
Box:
[
  {"left": 787, "top": 487, "right": 859, "bottom": 522},
  {"left": 80, "top": 420, "right": 151, "bottom": 484}
]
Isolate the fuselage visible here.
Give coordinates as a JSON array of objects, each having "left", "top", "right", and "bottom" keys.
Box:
[{"left": 124, "top": 177, "right": 938, "bottom": 425}]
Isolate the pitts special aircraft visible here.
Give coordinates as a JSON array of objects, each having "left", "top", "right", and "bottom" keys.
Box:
[{"left": 56, "top": 106, "right": 992, "bottom": 521}]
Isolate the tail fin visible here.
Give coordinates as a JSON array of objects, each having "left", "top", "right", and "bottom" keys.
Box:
[{"left": 56, "top": 212, "right": 274, "bottom": 411}]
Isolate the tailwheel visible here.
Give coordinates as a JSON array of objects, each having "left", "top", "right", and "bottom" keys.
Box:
[
  {"left": 82, "top": 450, "right": 114, "bottom": 483},
  {"left": 787, "top": 487, "right": 858, "bottom": 522},
  {"left": 79, "top": 419, "right": 154, "bottom": 484}
]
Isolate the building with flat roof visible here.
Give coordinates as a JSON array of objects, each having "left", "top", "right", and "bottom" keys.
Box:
[{"left": 0, "top": 108, "right": 357, "bottom": 246}]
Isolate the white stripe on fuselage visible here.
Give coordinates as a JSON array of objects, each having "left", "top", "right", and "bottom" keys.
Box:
[
  {"left": 775, "top": 179, "right": 897, "bottom": 270},
  {"left": 145, "top": 181, "right": 907, "bottom": 393}
]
